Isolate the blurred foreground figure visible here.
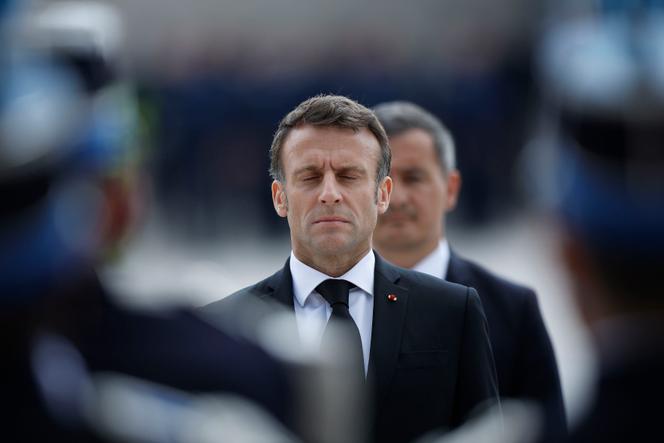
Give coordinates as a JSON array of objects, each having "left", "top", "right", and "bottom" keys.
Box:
[
  {"left": 0, "top": 3, "right": 301, "bottom": 442},
  {"left": 555, "top": 114, "right": 664, "bottom": 443},
  {"left": 541, "top": 5, "right": 664, "bottom": 442},
  {"left": 372, "top": 101, "right": 566, "bottom": 439}
]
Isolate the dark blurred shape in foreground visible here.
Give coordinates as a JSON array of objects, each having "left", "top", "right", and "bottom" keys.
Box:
[
  {"left": 0, "top": 3, "right": 326, "bottom": 442},
  {"left": 541, "top": 4, "right": 664, "bottom": 443}
]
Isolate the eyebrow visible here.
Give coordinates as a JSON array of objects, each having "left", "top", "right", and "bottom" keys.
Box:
[
  {"left": 335, "top": 166, "right": 367, "bottom": 176},
  {"left": 292, "top": 166, "right": 321, "bottom": 177}
]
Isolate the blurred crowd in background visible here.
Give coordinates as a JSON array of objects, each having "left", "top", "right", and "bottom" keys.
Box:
[{"left": 137, "top": 0, "right": 541, "bottom": 239}]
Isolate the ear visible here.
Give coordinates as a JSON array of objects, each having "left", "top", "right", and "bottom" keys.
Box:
[
  {"left": 272, "top": 180, "right": 288, "bottom": 218},
  {"left": 376, "top": 176, "right": 392, "bottom": 214},
  {"left": 445, "top": 169, "right": 461, "bottom": 212}
]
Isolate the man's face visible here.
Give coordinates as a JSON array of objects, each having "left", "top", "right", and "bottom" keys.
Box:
[
  {"left": 272, "top": 125, "right": 391, "bottom": 266},
  {"left": 374, "top": 128, "right": 460, "bottom": 254}
]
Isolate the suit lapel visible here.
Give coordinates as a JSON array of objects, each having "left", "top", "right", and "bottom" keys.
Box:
[{"left": 368, "top": 253, "right": 409, "bottom": 400}]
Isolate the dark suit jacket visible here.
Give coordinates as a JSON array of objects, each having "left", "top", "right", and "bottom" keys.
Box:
[
  {"left": 446, "top": 251, "right": 567, "bottom": 437},
  {"left": 202, "top": 253, "right": 499, "bottom": 443}
]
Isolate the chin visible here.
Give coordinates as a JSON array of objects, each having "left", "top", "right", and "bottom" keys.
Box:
[
  {"left": 388, "top": 235, "right": 420, "bottom": 250},
  {"left": 311, "top": 235, "right": 353, "bottom": 254}
]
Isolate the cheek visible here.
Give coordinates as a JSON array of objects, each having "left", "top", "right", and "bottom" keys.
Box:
[
  {"left": 410, "top": 191, "right": 429, "bottom": 210},
  {"left": 285, "top": 192, "right": 310, "bottom": 215},
  {"left": 360, "top": 200, "right": 380, "bottom": 224},
  {"left": 425, "top": 183, "right": 448, "bottom": 207},
  {"left": 410, "top": 193, "right": 438, "bottom": 220}
]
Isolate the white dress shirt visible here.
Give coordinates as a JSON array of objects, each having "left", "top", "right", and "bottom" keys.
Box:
[
  {"left": 412, "top": 239, "right": 451, "bottom": 280},
  {"left": 290, "top": 250, "right": 375, "bottom": 375}
]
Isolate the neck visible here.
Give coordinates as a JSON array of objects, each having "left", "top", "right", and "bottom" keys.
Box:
[
  {"left": 294, "top": 247, "right": 370, "bottom": 277},
  {"left": 377, "top": 237, "right": 441, "bottom": 269}
]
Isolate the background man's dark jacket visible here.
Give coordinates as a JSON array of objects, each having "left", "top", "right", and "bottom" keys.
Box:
[{"left": 446, "top": 251, "right": 567, "bottom": 438}]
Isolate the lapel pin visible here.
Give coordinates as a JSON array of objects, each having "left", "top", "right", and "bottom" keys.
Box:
[{"left": 387, "top": 294, "right": 398, "bottom": 302}]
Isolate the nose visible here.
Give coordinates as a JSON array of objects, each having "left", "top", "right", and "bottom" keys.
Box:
[{"left": 319, "top": 173, "right": 342, "bottom": 205}]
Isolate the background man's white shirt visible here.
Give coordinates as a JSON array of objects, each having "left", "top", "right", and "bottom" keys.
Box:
[{"left": 412, "top": 239, "right": 451, "bottom": 280}]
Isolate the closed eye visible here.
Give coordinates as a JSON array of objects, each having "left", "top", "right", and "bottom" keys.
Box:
[
  {"left": 298, "top": 173, "right": 323, "bottom": 182},
  {"left": 403, "top": 172, "right": 426, "bottom": 184}
]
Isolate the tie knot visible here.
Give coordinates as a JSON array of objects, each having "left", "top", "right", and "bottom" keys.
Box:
[{"left": 316, "top": 279, "right": 355, "bottom": 307}]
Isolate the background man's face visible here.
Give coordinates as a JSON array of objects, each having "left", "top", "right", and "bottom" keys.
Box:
[
  {"left": 374, "top": 128, "right": 457, "bottom": 254},
  {"left": 273, "top": 125, "right": 391, "bottom": 265}
]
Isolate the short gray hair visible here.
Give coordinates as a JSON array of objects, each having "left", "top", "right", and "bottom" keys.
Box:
[
  {"left": 270, "top": 94, "right": 390, "bottom": 184},
  {"left": 373, "top": 101, "right": 456, "bottom": 174}
]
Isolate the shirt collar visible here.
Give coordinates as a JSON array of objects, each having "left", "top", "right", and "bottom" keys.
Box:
[
  {"left": 412, "top": 239, "right": 451, "bottom": 279},
  {"left": 290, "top": 250, "right": 375, "bottom": 307}
]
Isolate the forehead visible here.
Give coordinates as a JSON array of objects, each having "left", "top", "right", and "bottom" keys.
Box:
[
  {"left": 281, "top": 124, "right": 381, "bottom": 172},
  {"left": 389, "top": 128, "right": 439, "bottom": 169}
]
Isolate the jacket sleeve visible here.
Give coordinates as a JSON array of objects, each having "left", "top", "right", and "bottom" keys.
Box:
[
  {"left": 515, "top": 290, "right": 567, "bottom": 438},
  {"left": 452, "top": 287, "right": 501, "bottom": 426}
]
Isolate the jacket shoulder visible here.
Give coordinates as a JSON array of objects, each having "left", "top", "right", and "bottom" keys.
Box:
[
  {"left": 448, "top": 255, "right": 548, "bottom": 336},
  {"left": 404, "top": 265, "right": 469, "bottom": 294},
  {"left": 453, "top": 255, "right": 537, "bottom": 302}
]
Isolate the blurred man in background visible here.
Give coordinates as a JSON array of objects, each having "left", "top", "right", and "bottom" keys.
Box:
[{"left": 372, "top": 101, "right": 566, "bottom": 439}]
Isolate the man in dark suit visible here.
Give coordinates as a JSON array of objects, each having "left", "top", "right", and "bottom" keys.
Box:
[
  {"left": 201, "top": 94, "right": 499, "bottom": 443},
  {"left": 371, "top": 102, "right": 566, "bottom": 438}
]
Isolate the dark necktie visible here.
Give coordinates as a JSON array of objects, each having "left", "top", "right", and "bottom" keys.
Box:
[{"left": 316, "top": 279, "right": 365, "bottom": 379}]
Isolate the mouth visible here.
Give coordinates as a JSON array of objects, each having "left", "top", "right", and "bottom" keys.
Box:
[{"left": 313, "top": 216, "right": 350, "bottom": 225}]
